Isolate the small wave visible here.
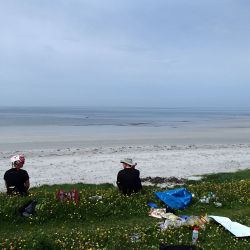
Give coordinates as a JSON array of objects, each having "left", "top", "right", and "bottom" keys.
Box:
[{"left": 128, "top": 122, "right": 151, "bottom": 126}]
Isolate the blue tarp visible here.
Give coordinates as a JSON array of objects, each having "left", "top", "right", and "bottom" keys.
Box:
[{"left": 155, "top": 188, "right": 192, "bottom": 210}]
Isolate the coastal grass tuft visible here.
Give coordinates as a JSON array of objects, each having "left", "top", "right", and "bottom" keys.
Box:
[
  {"left": 198, "top": 169, "right": 250, "bottom": 183},
  {"left": 0, "top": 169, "right": 250, "bottom": 249}
]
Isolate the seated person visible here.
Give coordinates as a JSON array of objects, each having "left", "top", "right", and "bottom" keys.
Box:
[
  {"left": 117, "top": 158, "right": 142, "bottom": 195},
  {"left": 4, "top": 154, "right": 30, "bottom": 196}
]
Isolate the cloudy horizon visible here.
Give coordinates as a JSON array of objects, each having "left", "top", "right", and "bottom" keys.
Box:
[{"left": 0, "top": 0, "right": 250, "bottom": 107}]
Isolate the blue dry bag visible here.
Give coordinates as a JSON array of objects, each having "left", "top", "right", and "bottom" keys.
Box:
[{"left": 155, "top": 188, "right": 192, "bottom": 210}]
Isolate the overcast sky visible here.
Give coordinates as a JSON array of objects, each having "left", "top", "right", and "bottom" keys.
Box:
[{"left": 0, "top": 0, "right": 249, "bottom": 107}]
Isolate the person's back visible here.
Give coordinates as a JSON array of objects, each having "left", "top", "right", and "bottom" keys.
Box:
[
  {"left": 4, "top": 168, "right": 29, "bottom": 195},
  {"left": 117, "top": 158, "right": 142, "bottom": 195},
  {"left": 4, "top": 154, "right": 30, "bottom": 196}
]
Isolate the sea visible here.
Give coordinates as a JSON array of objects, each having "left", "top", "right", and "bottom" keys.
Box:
[
  {"left": 1, "top": 106, "right": 250, "bottom": 150},
  {"left": 0, "top": 106, "right": 250, "bottom": 128}
]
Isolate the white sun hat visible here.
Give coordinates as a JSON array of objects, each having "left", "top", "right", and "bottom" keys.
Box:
[{"left": 120, "top": 158, "right": 135, "bottom": 166}]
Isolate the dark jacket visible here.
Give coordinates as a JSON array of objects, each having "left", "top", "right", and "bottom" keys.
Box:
[
  {"left": 117, "top": 168, "right": 142, "bottom": 195},
  {"left": 4, "top": 168, "right": 29, "bottom": 195}
]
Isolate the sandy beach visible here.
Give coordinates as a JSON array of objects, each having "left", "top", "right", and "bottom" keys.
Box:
[
  {"left": 1, "top": 140, "right": 250, "bottom": 192},
  {"left": 1, "top": 107, "right": 250, "bottom": 192}
]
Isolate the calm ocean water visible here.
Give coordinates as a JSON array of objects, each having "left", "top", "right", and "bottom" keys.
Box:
[{"left": 0, "top": 107, "right": 250, "bottom": 128}]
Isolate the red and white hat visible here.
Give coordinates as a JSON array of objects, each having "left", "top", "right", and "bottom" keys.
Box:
[{"left": 10, "top": 154, "right": 25, "bottom": 164}]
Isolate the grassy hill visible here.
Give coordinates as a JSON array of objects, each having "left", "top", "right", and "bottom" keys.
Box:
[{"left": 0, "top": 169, "right": 250, "bottom": 249}]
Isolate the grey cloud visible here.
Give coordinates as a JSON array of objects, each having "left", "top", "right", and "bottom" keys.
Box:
[{"left": 0, "top": 0, "right": 250, "bottom": 106}]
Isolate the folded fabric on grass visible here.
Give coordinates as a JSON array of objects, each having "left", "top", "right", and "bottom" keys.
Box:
[{"left": 155, "top": 188, "right": 192, "bottom": 210}]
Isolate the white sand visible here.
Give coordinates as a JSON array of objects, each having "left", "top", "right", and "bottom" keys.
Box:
[
  {"left": 1, "top": 125, "right": 250, "bottom": 191},
  {"left": 1, "top": 144, "right": 250, "bottom": 192}
]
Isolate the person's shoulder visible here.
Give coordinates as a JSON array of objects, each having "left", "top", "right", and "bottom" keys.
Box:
[
  {"left": 4, "top": 168, "right": 14, "bottom": 175},
  {"left": 133, "top": 168, "right": 140, "bottom": 176},
  {"left": 118, "top": 169, "right": 125, "bottom": 174},
  {"left": 5, "top": 168, "right": 13, "bottom": 172},
  {"left": 21, "top": 169, "right": 29, "bottom": 175},
  {"left": 4, "top": 168, "right": 13, "bottom": 179},
  {"left": 18, "top": 169, "right": 29, "bottom": 177},
  {"left": 20, "top": 169, "right": 28, "bottom": 173}
]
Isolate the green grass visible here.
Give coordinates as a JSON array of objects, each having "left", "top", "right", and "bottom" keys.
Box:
[
  {"left": 196, "top": 169, "right": 250, "bottom": 183},
  {"left": 0, "top": 169, "right": 250, "bottom": 249}
]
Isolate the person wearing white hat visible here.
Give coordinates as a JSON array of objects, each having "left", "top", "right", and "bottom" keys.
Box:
[
  {"left": 116, "top": 158, "right": 142, "bottom": 195},
  {"left": 4, "top": 154, "right": 30, "bottom": 196}
]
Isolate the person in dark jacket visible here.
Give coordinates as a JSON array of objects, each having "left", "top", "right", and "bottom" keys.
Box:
[
  {"left": 117, "top": 158, "right": 142, "bottom": 195},
  {"left": 4, "top": 154, "right": 30, "bottom": 196}
]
